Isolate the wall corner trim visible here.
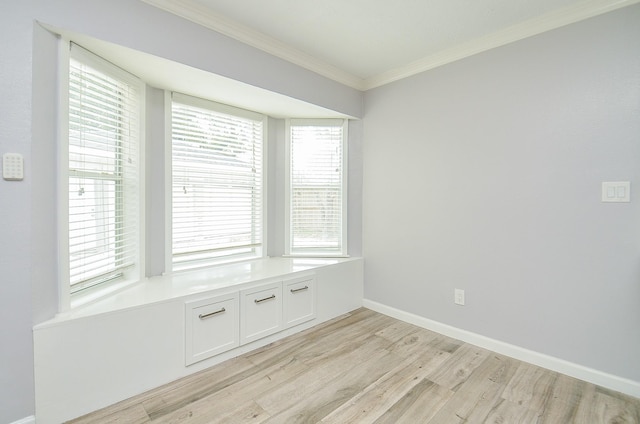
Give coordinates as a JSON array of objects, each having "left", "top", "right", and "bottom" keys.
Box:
[{"left": 363, "top": 299, "right": 640, "bottom": 398}]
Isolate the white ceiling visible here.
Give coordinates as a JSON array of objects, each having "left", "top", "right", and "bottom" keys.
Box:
[{"left": 142, "top": 0, "right": 638, "bottom": 90}]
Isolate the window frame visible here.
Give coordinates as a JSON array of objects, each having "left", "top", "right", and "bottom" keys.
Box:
[
  {"left": 284, "top": 118, "right": 348, "bottom": 257},
  {"left": 166, "top": 92, "right": 268, "bottom": 272},
  {"left": 58, "top": 41, "right": 146, "bottom": 311}
]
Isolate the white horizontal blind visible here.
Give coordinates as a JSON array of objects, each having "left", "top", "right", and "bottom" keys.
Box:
[
  {"left": 172, "top": 95, "right": 264, "bottom": 269},
  {"left": 68, "top": 45, "right": 141, "bottom": 292},
  {"left": 289, "top": 120, "right": 346, "bottom": 254}
]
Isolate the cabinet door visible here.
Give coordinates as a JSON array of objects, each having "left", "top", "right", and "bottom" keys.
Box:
[
  {"left": 185, "top": 294, "right": 239, "bottom": 366},
  {"left": 240, "top": 283, "right": 282, "bottom": 344},
  {"left": 284, "top": 275, "right": 316, "bottom": 328}
]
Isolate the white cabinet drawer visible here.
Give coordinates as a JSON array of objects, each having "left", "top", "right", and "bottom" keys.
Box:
[
  {"left": 284, "top": 275, "right": 316, "bottom": 328},
  {"left": 240, "top": 283, "right": 282, "bottom": 344},
  {"left": 185, "top": 293, "right": 239, "bottom": 366}
]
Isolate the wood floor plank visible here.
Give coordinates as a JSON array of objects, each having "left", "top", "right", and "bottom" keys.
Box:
[
  {"left": 385, "top": 328, "right": 453, "bottom": 360},
  {"left": 320, "top": 345, "right": 452, "bottom": 423},
  {"left": 426, "top": 354, "right": 520, "bottom": 423},
  {"left": 151, "top": 400, "right": 270, "bottom": 424},
  {"left": 374, "top": 319, "right": 422, "bottom": 344},
  {"left": 427, "top": 343, "right": 492, "bottom": 391},
  {"left": 148, "top": 355, "right": 307, "bottom": 423},
  {"left": 500, "top": 361, "right": 558, "bottom": 412},
  {"left": 537, "top": 373, "right": 592, "bottom": 423},
  {"left": 205, "top": 401, "right": 271, "bottom": 424},
  {"left": 372, "top": 379, "right": 454, "bottom": 424},
  {"left": 260, "top": 347, "right": 406, "bottom": 423},
  {"left": 245, "top": 308, "right": 394, "bottom": 369},
  {"left": 297, "top": 314, "right": 398, "bottom": 367},
  {"left": 596, "top": 386, "right": 640, "bottom": 420},
  {"left": 482, "top": 397, "right": 542, "bottom": 424},
  {"left": 574, "top": 387, "right": 640, "bottom": 424},
  {"left": 255, "top": 334, "right": 393, "bottom": 416},
  {"left": 142, "top": 357, "right": 259, "bottom": 420},
  {"left": 67, "top": 403, "right": 150, "bottom": 424},
  {"left": 241, "top": 309, "right": 364, "bottom": 365},
  {"left": 68, "top": 309, "right": 640, "bottom": 424}
]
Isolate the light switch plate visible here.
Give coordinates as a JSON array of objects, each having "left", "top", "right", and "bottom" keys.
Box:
[
  {"left": 3, "top": 153, "right": 24, "bottom": 181},
  {"left": 602, "top": 182, "right": 630, "bottom": 202}
]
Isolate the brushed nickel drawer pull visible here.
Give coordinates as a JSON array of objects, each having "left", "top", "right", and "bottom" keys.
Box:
[
  {"left": 290, "top": 286, "right": 309, "bottom": 293},
  {"left": 199, "top": 308, "right": 226, "bottom": 319},
  {"left": 254, "top": 294, "right": 276, "bottom": 304}
]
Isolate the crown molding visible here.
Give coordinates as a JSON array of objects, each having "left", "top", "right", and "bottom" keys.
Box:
[
  {"left": 141, "top": 0, "right": 639, "bottom": 92},
  {"left": 364, "top": 0, "right": 640, "bottom": 90},
  {"left": 139, "top": 0, "right": 366, "bottom": 90}
]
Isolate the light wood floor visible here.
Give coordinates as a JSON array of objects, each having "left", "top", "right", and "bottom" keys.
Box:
[{"left": 69, "top": 308, "right": 640, "bottom": 423}]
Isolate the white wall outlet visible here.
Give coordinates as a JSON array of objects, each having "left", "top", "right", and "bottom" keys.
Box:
[{"left": 454, "top": 289, "right": 465, "bottom": 306}]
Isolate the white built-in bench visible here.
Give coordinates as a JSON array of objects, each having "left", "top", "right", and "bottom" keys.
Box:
[{"left": 33, "top": 257, "right": 363, "bottom": 424}]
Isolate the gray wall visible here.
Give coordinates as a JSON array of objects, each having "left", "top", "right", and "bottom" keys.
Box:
[
  {"left": 0, "top": 3, "right": 35, "bottom": 422},
  {"left": 363, "top": 5, "right": 640, "bottom": 382},
  {"left": 0, "top": 1, "right": 362, "bottom": 422}
]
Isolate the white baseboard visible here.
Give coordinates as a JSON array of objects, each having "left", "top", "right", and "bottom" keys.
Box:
[
  {"left": 363, "top": 299, "right": 640, "bottom": 398},
  {"left": 10, "top": 416, "right": 35, "bottom": 424}
]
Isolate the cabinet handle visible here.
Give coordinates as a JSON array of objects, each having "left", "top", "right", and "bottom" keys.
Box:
[
  {"left": 290, "top": 285, "right": 309, "bottom": 293},
  {"left": 254, "top": 294, "right": 276, "bottom": 304},
  {"left": 199, "top": 307, "right": 226, "bottom": 319}
]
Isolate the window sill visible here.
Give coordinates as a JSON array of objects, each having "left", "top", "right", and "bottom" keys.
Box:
[
  {"left": 45, "top": 256, "right": 359, "bottom": 325},
  {"left": 70, "top": 276, "right": 140, "bottom": 311}
]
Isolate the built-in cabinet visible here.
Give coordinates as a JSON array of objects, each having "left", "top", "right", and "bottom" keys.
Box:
[
  {"left": 185, "top": 274, "right": 316, "bottom": 365},
  {"left": 240, "top": 281, "right": 283, "bottom": 344},
  {"left": 184, "top": 293, "right": 239, "bottom": 366},
  {"left": 283, "top": 275, "right": 316, "bottom": 327}
]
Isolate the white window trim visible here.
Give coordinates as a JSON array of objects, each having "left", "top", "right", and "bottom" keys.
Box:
[
  {"left": 58, "top": 40, "right": 146, "bottom": 312},
  {"left": 284, "top": 118, "right": 348, "bottom": 257},
  {"left": 165, "top": 92, "right": 268, "bottom": 274},
  {"left": 164, "top": 90, "right": 173, "bottom": 274}
]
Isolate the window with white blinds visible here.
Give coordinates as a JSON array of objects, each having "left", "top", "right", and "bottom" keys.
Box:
[
  {"left": 67, "top": 45, "right": 142, "bottom": 293},
  {"left": 286, "top": 119, "right": 347, "bottom": 256},
  {"left": 171, "top": 94, "right": 265, "bottom": 270}
]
